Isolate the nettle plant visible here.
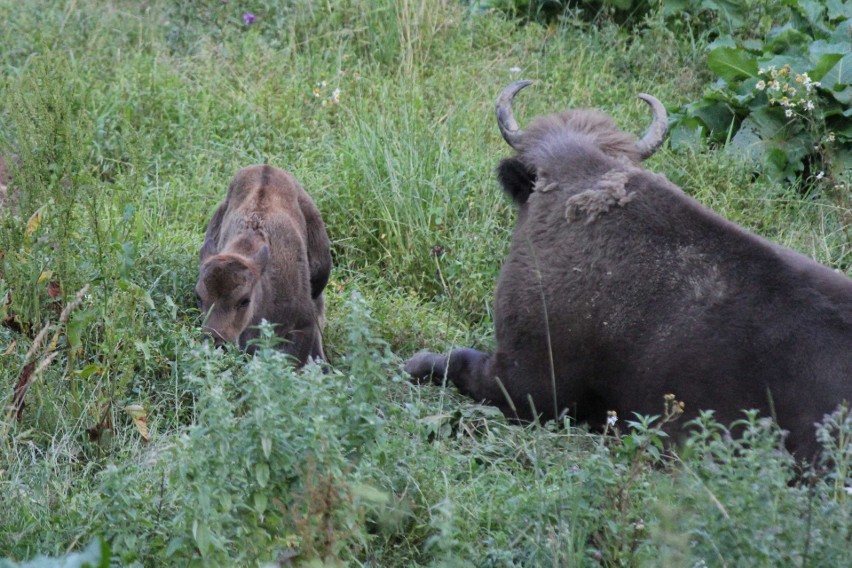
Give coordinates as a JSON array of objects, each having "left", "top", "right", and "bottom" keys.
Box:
[{"left": 669, "top": 1, "right": 851, "bottom": 188}]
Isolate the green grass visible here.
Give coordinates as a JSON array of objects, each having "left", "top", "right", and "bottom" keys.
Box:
[{"left": 0, "top": 0, "right": 850, "bottom": 566}]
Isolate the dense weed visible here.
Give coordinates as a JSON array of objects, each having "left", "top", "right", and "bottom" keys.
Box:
[{"left": 0, "top": 0, "right": 849, "bottom": 565}]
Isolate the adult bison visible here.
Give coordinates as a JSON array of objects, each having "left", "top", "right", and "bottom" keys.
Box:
[
  {"left": 406, "top": 80, "right": 852, "bottom": 459},
  {"left": 196, "top": 164, "right": 331, "bottom": 365}
]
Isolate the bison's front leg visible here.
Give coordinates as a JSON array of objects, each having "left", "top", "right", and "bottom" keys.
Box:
[{"left": 405, "top": 348, "right": 507, "bottom": 407}]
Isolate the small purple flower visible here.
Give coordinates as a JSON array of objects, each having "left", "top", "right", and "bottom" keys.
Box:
[{"left": 242, "top": 12, "right": 256, "bottom": 26}]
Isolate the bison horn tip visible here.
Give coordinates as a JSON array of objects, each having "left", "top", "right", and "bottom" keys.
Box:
[
  {"left": 496, "top": 80, "right": 534, "bottom": 150},
  {"left": 635, "top": 93, "right": 668, "bottom": 160}
]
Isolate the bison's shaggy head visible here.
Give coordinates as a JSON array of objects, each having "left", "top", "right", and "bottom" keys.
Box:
[
  {"left": 494, "top": 80, "right": 667, "bottom": 206},
  {"left": 196, "top": 245, "right": 270, "bottom": 348}
]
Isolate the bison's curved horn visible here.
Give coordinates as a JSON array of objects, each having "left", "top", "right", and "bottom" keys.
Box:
[
  {"left": 496, "top": 80, "right": 533, "bottom": 150},
  {"left": 635, "top": 94, "right": 668, "bottom": 160}
]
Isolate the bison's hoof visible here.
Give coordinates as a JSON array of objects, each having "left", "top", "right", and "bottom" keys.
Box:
[{"left": 403, "top": 351, "right": 447, "bottom": 384}]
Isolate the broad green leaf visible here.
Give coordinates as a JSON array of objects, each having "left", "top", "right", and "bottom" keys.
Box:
[
  {"left": 253, "top": 491, "right": 268, "bottom": 515},
  {"left": 830, "top": 18, "right": 852, "bottom": 43},
  {"left": 832, "top": 146, "right": 852, "bottom": 171},
  {"left": 826, "top": 0, "right": 852, "bottom": 19},
  {"left": 708, "top": 0, "right": 749, "bottom": 29},
  {"left": 692, "top": 101, "right": 738, "bottom": 140},
  {"left": 669, "top": 120, "right": 706, "bottom": 151},
  {"left": 830, "top": 85, "right": 852, "bottom": 104},
  {"left": 707, "top": 35, "right": 737, "bottom": 50},
  {"left": 809, "top": 40, "right": 851, "bottom": 58},
  {"left": 798, "top": 0, "right": 830, "bottom": 36},
  {"left": 743, "top": 39, "right": 765, "bottom": 52},
  {"left": 765, "top": 24, "right": 812, "bottom": 54},
  {"left": 758, "top": 54, "right": 811, "bottom": 76},
  {"left": 193, "top": 521, "right": 210, "bottom": 556},
  {"left": 765, "top": 147, "right": 792, "bottom": 175},
  {"left": 729, "top": 119, "right": 783, "bottom": 176},
  {"left": 255, "top": 462, "right": 270, "bottom": 488},
  {"left": 733, "top": 77, "right": 761, "bottom": 102},
  {"left": 810, "top": 51, "right": 845, "bottom": 81},
  {"left": 822, "top": 52, "right": 852, "bottom": 97},
  {"left": 164, "top": 537, "right": 185, "bottom": 558},
  {"left": 707, "top": 47, "right": 758, "bottom": 81},
  {"left": 728, "top": 108, "right": 807, "bottom": 180}
]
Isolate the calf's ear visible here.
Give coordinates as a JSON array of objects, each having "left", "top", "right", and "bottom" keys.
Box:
[
  {"left": 199, "top": 237, "right": 217, "bottom": 263},
  {"left": 253, "top": 245, "right": 270, "bottom": 273},
  {"left": 496, "top": 158, "right": 536, "bottom": 205}
]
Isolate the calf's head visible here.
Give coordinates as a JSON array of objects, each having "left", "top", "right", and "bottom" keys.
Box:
[
  {"left": 196, "top": 246, "right": 270, "bottom": 347},
  {"left": 495, "top": 80, "right": 668, "bottom": 205}
]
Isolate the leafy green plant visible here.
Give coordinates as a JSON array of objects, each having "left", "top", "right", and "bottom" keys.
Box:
[
  {"left": 658, "top": 408, "right": 852, "bottom": 567},
  {"left": 0, "top": 538, "right": 110, "bottom": 568},
  {"left": 89, "top": 295, "right": 393, "bottom": 565},
  {"left": 660, "top": 0, "right": 779, "bottom": 38},
  {"left": 816, "top": 402, "right": 852, "bottom": 501},
  {"left": 669, "top": 1, "right": 851, "bottom": 187}
]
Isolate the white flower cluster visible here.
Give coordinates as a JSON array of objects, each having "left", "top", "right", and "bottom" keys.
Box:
[
  {"left": 755, "top": 64, "right": 821, "bottom": 118},
  {"left": 313, "top": 80, "right": 342, "bottom": 107}
]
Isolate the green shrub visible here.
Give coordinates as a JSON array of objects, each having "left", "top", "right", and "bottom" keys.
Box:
[
  {"left": 90, "top": 295, "right": 392, "bottom": 565},
  {"left": 668, "top": 1, "right": 851, "bottom": 188},
  {"left": 0, "top": 539, "right": 110, "bottom": 568}
]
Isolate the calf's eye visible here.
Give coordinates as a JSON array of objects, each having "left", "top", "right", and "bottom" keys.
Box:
[{"left": 238, "top": 298, "right": 251, "bottom": 308}]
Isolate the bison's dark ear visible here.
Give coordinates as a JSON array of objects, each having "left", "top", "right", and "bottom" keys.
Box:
[{"left": 496, "top": 158, "right": 536, "bottom": 205}]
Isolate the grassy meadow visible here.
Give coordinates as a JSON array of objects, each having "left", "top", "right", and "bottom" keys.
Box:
[{"left": 0, "top": 0, "right": 850, "bottom": 565}]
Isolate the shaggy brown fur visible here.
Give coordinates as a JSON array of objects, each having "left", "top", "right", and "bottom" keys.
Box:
[
  {"left": 406, "top": 83, "right": 852, "bottom": 460},
  {"left": 196, "top": 165, "right": 331, "bottom": 365}
]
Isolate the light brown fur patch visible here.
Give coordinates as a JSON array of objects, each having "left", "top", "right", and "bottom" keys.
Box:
[{"left": 564, "top": 168, "right": 636, "bottom": 224}]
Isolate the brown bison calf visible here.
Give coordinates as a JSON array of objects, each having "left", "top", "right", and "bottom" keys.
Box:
[
  {"left": 196, "top": 165, "right": 331, "bottom": 365},
  {"left": 406, "top": 81, "right": 852, "bottom": 459}
]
